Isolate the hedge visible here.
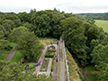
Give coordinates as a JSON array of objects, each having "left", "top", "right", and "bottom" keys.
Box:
[
  {"left": 51, "top": 56, "right": 55, "bottom": 71},
  {"left": 45, "top": 54, "right": 54, "bottom": 58}
]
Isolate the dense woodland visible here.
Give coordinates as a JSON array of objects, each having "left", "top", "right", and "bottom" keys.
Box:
[
  {"left": 0, "top": 9, "right": 108, "bottom": 81},
  {"left": 78, "top": 13, "right": 108, "bottom": 22}
]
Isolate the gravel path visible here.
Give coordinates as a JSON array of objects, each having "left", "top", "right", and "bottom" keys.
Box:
[
  {"left": 5, "top": 45, "right": 17, "bottom": 61},
  {"left": 52, "top": 44, "right": 58, "bottom": 81},
  {"left": 58, "top": 41, "right": 66, "bottom": 81}
]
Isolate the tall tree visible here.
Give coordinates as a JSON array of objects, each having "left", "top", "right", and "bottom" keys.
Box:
[
  {"left": 16, "top": 31, "right": 43, "bottom": 61},
  {"left": 10, "top": 26, "right": 28, "bottom": 42},
  {"left": 59, "top": 17, "right": 87, "bottom": 66}
]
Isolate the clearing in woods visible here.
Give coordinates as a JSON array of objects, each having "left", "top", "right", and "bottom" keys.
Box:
[{"left": 95, "top": 20, "right": 108, "bottom": 32}]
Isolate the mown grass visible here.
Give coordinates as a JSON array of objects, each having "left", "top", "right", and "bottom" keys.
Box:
[
  {"left": 95, "top": 20, "right": 108, "bottom": 32},
  {"left": 84, "top": 65, "right": 98, "bottom": 81},
  {"left": 11, "top": 51, "right": 23, "bottom": 63}
]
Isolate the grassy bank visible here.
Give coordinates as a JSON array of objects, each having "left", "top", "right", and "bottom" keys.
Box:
[
  {"left": 95, "top": 20, "right": 108, "bottom": 32},
  {"left": 66, "top": 48, "right": 86, "bottom": 81}
]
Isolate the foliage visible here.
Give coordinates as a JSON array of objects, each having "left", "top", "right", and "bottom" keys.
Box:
[
  {"left": 45, "top": 54, "right": 54, "bottom": 58},
  {"left": 4, "top": 14, "right": 21, "bottom": 27},
  {"left": 101, "top": 35, "right": 108, "bottom": 45},
  {"left": 48, "top": 48, "right": 52, "bottom": 52},
  {"left": 18, "top": 12, "right": 30, "bottom": 23},
  {"left": 29, "top": 63, "right": 35, "bottom": 69},
  {"left": 0, "top": 60, "right": 53, "bottom": 81},
  {"left": 59, "top": 17, "right": 87, "bottom": 66},
  {"left": 22, "top": 22, "right": 34, "bottom": 32},
  {"left": 51, "top": 56, "right": 54, "bottom": 71},
  {"left": 10, "top": 26, "right": 28, "bottom": 42},
  {"left": 0, "top": 30, "right": 9, "bottom": 51},
  {"left": 16, "top": 31, "right": 43, "bottom": 60},
  {"left": 91, "top": 44, "right": 108, "bottom": 81},
  {"left": 2, "top": 19, "right": 15, "bottom": 31},
  {"left": 83, "top": 23, "right": 100, "bottom": 44},
  {"left": 31, "top": 12, "right": 51, "bottom": 36}
]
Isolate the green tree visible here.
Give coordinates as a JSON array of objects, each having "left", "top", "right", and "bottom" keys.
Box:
[
  {"left": 101, "top": 35, "right": 108, "bottom": 45},
  {"left": 91, "top": 44, "right": 108, "bottom": 80},
  {"left": 0, "top": 30, "right": 9, "bottom": 52},
  {"left": 0, "top": 60, "right": 53, "bottom": 81},
  {"left": 2, "top": 19, "right": 15, "bottom": 32},
  {"left": 16, "top": 31, "right": 43, "bottom": 60},
  {"left": 22, "top": 22, "right": 34, "bottom": 32},
  {"left": 83, "top": 23, "right": 100, "bottom": 45},
  {"left": 10, "top": 26, "right": 28, "bottom": 42},
  {"left": 59, "top": 17, "right": 87, "bottom": 66},
  {"left": 18, "top": 12, "right": 30, "bottom": 23},
  {"left": 4, "top": 14, "right": 21, "bottom": 27},
  {"left": 31, "top": 14, "right": 51, "bottom": 36}
]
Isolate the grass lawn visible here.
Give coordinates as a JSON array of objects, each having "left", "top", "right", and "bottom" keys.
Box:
[
  {"left": 95, "top": 20, "right": 108, "bottom": 32},
  {"left": 9, "top": 41, "right": 16, "bottom": 47},
  {"left": 11, "top": 51, "right": 23, "bottom": 63},
  {"left": 84, "top": 65, "right": 98, "bottom": 81}
]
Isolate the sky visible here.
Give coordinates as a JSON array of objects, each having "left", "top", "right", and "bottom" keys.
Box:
[{"left": 0, "top": 0, "right": 108, "bottom": 14}]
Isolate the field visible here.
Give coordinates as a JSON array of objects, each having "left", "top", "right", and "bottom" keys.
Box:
[{"left": 95, "top": 20, "right": 108, "bottom": 32}]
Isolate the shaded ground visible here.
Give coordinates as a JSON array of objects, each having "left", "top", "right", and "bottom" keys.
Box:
[{"left": 5, "top": 45, "right": 17, "bottom": 61}]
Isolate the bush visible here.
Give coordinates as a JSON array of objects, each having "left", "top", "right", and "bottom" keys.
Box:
[
  {"left": 29, "top": 63, "right": 34, "bottom": 69},
  {"left": 48, "top": 48, "right": 52, "bottom": 52},
  {"left": 51, "top": 56, "right": 55, "bottom": 71},
  {"left": 45, "top": 54, "right": 54, "bottom": 58},
  {"left": 50, "top": 45, "right": 55, "bottom": 48},
  {"left": 50, "top": 73, "right": 52, "bottom": 78}
]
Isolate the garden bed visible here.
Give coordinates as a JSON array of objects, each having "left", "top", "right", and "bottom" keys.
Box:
[
  {"left": 40, "top": 58, "right": 49, "bottom": 72},
  {"left": 45, "top": 45, "right": 56, "bottom": 58},
  {"left": 23, "top": 63, "right": 36, "bottom": 72}
]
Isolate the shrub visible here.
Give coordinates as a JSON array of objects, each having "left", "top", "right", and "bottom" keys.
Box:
[
  {"left": 45, "top": 54, "right": 54, "bottom": 58},
  {"left": 51, "top": 56, "right": 55, "bottom": 71},
  {"left": 50, "top": 45, "right": 55, "bottom": 48},
  {"left": 29, "top": 63, "right": 34, "bottom": 69},
  {"left": 48, "top": 48, "right": 52, "bottom": 52},
  {"left": 50, "top": 73, "right": 52, "bottom": 78}
]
